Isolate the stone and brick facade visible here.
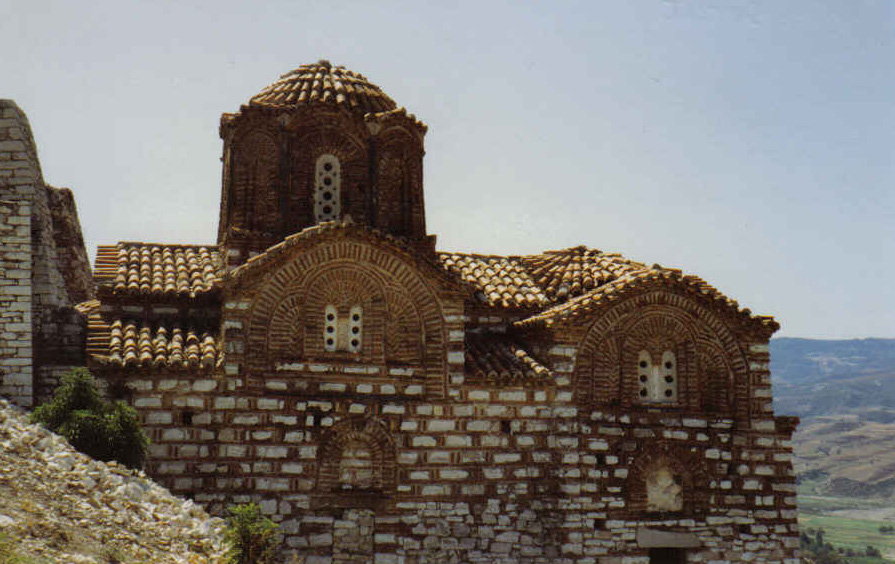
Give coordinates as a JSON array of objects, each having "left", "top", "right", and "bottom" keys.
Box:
[{"left": 3, "top": 62, "right": 800, "bottom": 563}]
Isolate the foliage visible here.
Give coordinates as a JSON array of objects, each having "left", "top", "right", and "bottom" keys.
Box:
[
  {"left": 800, "top": 528, "right": 890, "bottom": 564},
  {"left": 224, "top": 503, "right": 278, "bottom": 564},
  {"left": 31, "top": 368, "right": 148, "bottom": 469}
]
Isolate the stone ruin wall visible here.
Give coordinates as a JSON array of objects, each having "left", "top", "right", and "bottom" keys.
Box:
[
  {"left": 102, "top": 336, "right": 799, "bottom": 564},
  {"left": 0, "top": 100, "right": 92, "bottom": 407}
]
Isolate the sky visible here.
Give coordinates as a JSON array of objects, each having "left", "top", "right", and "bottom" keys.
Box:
[{"left": 1, "top": 0, "right": 893, "bottom": 339}]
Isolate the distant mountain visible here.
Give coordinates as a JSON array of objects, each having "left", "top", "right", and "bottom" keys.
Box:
[
  {"left": 771, "top": 337, "right": 895, "bottom": 418},
  {"left": 771, "top": 338, "right": 895, "bottom": 499},
  {"left": 772, "top": 337, "right": 895, "bottom": 384}
]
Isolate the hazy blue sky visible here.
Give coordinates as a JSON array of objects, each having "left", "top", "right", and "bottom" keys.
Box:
[{"left": 2, "top": 1, "right": 893, "bottom": 338}]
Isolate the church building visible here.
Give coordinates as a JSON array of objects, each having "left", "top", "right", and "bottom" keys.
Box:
[{"left": 2, "top": 61, "right": 800, "bottom": 563}]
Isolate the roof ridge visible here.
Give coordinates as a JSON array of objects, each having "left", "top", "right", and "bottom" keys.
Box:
[
  {"left": 226, "top": 221, "right": 457, "bottom": 291},
  {"left": 515, "top": 267, "right": 778, "bottom": 335},
  {"left": 114, "top": 241, "right": 219, "bottom": 249}
]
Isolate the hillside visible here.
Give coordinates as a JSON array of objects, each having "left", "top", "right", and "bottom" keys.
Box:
[
  {"left": 0, "top": 399, "right": 226, "bottom": 563},
  {"left": 772, "top": 337, "right": 895, "bottom": 418},
  {"left": 771, "top": 337, "right": 895, "bottom": 499}
]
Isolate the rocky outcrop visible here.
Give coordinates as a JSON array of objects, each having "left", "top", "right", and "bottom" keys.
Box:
[{"left": 0, "top": 399, "right": 226, "bottom": 563}]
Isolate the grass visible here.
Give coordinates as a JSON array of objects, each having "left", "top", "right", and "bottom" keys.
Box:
[{"left": 800, "top": 493, "right": 895, "bottom": 562}]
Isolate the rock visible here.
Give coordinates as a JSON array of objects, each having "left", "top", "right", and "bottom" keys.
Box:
[{"left": 0, "top": 399, "right": 227, "bottom": 563}]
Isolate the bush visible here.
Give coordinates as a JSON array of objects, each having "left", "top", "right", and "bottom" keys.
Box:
[
  {"left": 224, "top": 503, "right": 278, "bottom": 564},
  {"left": 31, "top": 369, "right": 148, "bottom": 469}
]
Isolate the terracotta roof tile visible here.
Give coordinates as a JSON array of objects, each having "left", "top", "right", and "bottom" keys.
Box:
[
  {"left": 515, "top": 268, "right": 779, "bottom": 333},
  {"left": 438, "top": 253, "right": 548, "bottom": 309},
  {"left": 249, "top": 60, "right": 397, "bottom": 113},
  {"left": 465, "top": 332, "right": 552, "bottom": 385},
  {"left": 93, "top": 318, "right": 219, "bottom": 370},
  {"left": 94, "top": 243, "right": 222, "bottom": 298},
  {"left": 74, "top": 299, "right": 100, "bottom": 315},
  {"left": 439, "top": 246, "right": 646, "bottom": 310},
  {"left": 521, "top": 246, "right": 646, "bottom": 301}
]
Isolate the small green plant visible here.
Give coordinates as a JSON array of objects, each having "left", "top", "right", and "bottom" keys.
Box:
[
  {"left": 31, "top": 368, "right": 148, "bottom": 469},
  {"left": 224, "top": 503, "right": 278, "bottom": 564}
]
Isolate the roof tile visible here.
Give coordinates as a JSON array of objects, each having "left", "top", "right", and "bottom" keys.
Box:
[
  {"left": 465, "top": 332, "right": 552, "bottom": 385},
  {"left": 95, "top": 243, "right": 222, "bottom": 298},
  {"left": 249, "top": 60, "right": 397, "bottom": 113},
  {"left": 438, "top": 253, "right": 548, "bottom": 309},
  {"left": 438, "top": 246, "right": 646, "bottom": 309},
  {"left": 97, "top": 318, "right": 219, "bottom": 370},
  {"left": 521, "top": 245, "right": 645, "bottom": 301},
  {"left": 515, "top": 268, "right": 778, "bottom": 332}
]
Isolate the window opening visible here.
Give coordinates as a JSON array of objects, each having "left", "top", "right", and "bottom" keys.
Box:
[
  {"left": 348, "top": 305, "right": 363, "bottom": 353},
  {"left": 324, "top": 304, "right": 363, "bottom": 353},
  {"left": 324, "top": 305, "right": 338, "bottom": 352},
  {"left": 314, "top": 154, "right": 341, "bottom": 222},
  {"left": 637, "top": 350, "right": 678, "bottom": 403}
]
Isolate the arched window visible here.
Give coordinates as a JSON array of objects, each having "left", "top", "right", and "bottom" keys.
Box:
[
  {"left": 323, "top": 304, "right": 363, "bottom": 353},
  {"left": 314, "top": 154, "right": 341, "bottom": 222},
  {"left": 637, "top": 350, "right": 678, "bottom": 403}
]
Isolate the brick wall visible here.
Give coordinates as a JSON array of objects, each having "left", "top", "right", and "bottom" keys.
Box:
[
  {"left": 96, "top": 236, "right": 799, "bottom": 562},
  {"left": 112, "top": 368, "right": 798, "bottom": 563}
]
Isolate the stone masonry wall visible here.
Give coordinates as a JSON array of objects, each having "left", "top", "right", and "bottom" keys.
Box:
[
  {"left": 103, "top": 327, "right": 799, "bottom": 564},
  {"left": 0, "top": 199, "right": 33, "bottom": 405},
  {"left": 0, "top": 100, "right": 91, "bottom": 406},
  {"left": 113, "top": 372, "right": 798, "bottom": 563}
]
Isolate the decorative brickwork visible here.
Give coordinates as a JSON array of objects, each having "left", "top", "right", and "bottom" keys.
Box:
[{"left": 0, "top": 63, "right": 801, "bottom": 563}]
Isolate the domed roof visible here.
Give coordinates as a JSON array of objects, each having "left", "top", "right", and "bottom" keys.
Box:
[{"left": 249, "top": 60, "right": 397, "bottom": 113}]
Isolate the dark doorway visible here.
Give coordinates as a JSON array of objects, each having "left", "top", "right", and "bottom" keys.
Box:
[{"left": 649, "top": 548, "right": 686, "bottom": 564}]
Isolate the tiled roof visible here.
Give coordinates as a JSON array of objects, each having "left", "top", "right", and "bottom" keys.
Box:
[
  {"left": 74, "top": 299, "right": 100, "bottom": 315},
  {"left": 94, "top": 243, "right": 222, "bottom": 298},
  {"left": 515, "top": 268, "right": 779, "bottom": 332},
  {"left": 438, "top": 246, "right": 646, "bottom": 310},
  {"left": 521, "top": 246, "right": 645, "bottom": 301},
  {"left": 94, "top": 319, "right": 219, "bottom": 370},
  {"left": 249, "top": 60, "right": 397, "bottom": 113},
  {"left": 439, "top": 253, "right": 548, "bottom": 309},
  {"left": 465, "top": 332, "right": 552, "bottom": 385},
  {"left": 226, "top": 219, "right": 460, "bottom": 292}
]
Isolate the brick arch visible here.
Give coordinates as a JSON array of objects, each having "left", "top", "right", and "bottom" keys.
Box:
[
  {"left": 576, "top": 289, "right": 748, "bottom": 417},
  {"left": 287, "top": 126, "right": 367, "bottom": 231},
  {"left": 383, "top": 285, "right": 424, "bottom": 365},
  {"left": 618, "top": 313, "right": 698, "bottom": 409},
  {"left": 698, "top": 341, "right": 734, "bottom": 413},
  {"left": 301, "top": 264, "right": 389, "bottom": 362},
  {"left": 376, "top": 127, "right": 422, "bottom": 237},
  {"left": 625, "top": 443, "right": 709, "bottom": 518},
  {"left": 245, "top": 237, "right": 447, "bottom": 396},
  {"left": 229, "top": 128, "right": 279, "bottom": 233},
  {"left": 317, "top": 417, "right": 396, "bottom": 494}
]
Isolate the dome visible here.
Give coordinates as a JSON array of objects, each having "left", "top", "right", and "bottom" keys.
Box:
[{"left": 249, "top": 60, "right": 397, "bottom": 113}]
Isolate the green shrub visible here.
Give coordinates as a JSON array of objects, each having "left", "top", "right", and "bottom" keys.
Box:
[
  {"left": 31, "top": 369, "right": 148, "bottom": 469},
  {"left": 224, "top": 503, "right": 278, "bottom": 564}
]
